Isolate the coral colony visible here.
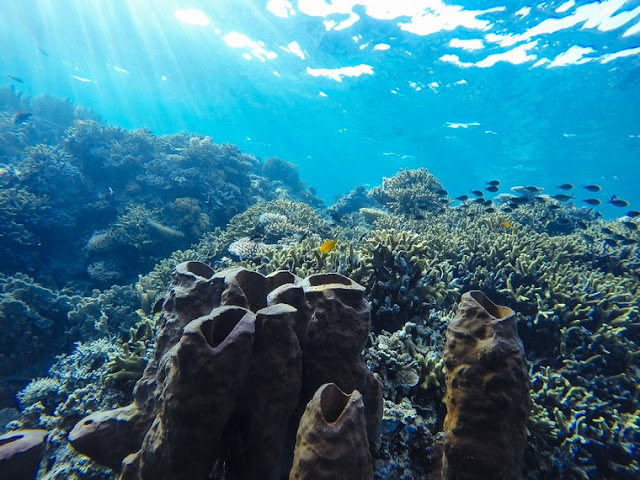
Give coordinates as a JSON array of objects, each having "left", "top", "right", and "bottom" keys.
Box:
[{"left": 0, "top": 89, "right": 639, "bottom": 479}]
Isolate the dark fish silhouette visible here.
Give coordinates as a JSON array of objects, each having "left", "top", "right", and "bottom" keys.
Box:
[
  {"left": 601, "top": 227, "right": 615, "bottom": 235},
  {"left": 583, "top": 184, "right": 602, "bottom": 192},
  {"left": 556, "top": 183, "right": 574, "bottom": 190},
  {"left": 525, "top": 185, "right": 543, "bottom": 193},
  {"left": 455, "top": 195, "right": 469, "bottom": 201},
  {"left": 548, "top": 204, "right": 561, "bottom": 210},
  {"left": 435, "top": 188, "right": 448, "bottom": 196},
  {"left": 485, "top": 185, "right": 499, "bottom": 193},
  {"left": 603, "top": 238, "right": 617, "bottom": 247},
  {"left": 627, "top": 210, "right": 640, "bottom": 218},
  {"left": 6, "top": 74, "right": 24, "bottom": 83},
  {"left": 473, "top": 197, "right": 485, "bottom": 204},
  {"left": 484, "top": 207, "right": 495, "bottom": 213},
  {"left": 484, "top": 199, "right": 493, "bottom": 206},
  {"left": 581, "top": 234, "right": 594, "bottom": 243},
  {"left": 510, "top": 197, "right": 530, "bottom": 205},
  {"left": 14, "top": 112, "right": 32, "bottom": 125},
  {"left": 552, "top": 194, "right": 573, "bottom": 202},
  {"left": 620, "top": 238, "right": 638, "bottom": 245},
  {"left": 37, "top": 47, "right": 50, "bottom": 57},
  {"left": 622, "top": 221, "right": 638, "bottom": 231},
  {"left": 608, "top": 195, "right": 629, "bottom": 208},
  {"left": 583, "top": 198, "right": 601, "bottom": 206},
  {"left": 152, "top": 298, "right": 164, "bottom": 314},
  {"left": 575, "top": 220, "right": 588, "bottom": 230},
  {"left": 471, "top": 190, "right": 484, "bottom": 197},
  {"left": 486, "top": 180, "right": 500, "bottom": 186}
]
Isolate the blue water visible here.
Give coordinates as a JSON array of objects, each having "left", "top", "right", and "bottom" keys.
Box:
[
  {"left": 2, "top": 3, "right": 640, "bottom": 478},
  {"left": 3, "top": 0, "right": 640, "bottom": 212}
]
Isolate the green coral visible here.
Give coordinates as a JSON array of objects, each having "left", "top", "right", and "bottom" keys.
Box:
[
  {"left": 224, "top": 198, "right": 329, "bottom": 243},
  {"left": 371, "top": 168, "right": 449, "bottom": 216},
  {"left": 105, "top": 310, "right": 154, "bottom": 389},
  {"left": 353, "top": 229, "right": 455, "bottom": 332}
]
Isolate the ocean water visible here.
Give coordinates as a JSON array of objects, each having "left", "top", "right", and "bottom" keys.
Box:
[
  {"left": 3, "top": 0, "right": 640, "bottom": 210},
  {"left": 1, "top": 1, "right": 640, "bottom": 479}
]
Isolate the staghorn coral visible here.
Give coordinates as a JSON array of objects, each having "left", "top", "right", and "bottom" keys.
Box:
[
  {"left": 240, "top": 236, "right": 361, "bottom": 279},
  {"left": 353, "top": 229, "right": 455, "bottom": 332},
  {"left": 527, "top": 365, "right": 639, "bottom": 478}
]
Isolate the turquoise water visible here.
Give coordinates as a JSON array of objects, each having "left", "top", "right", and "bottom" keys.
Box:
[
  {"left": 1, "top": 2, "right": 640, "bottom": 479},
  {"left": 3, "top": 0, "right": 640, "bottom": 211}
]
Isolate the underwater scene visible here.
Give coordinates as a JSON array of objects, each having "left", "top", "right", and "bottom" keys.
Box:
[{"left": 1, "top": 0, "right": 640, "bottom": 479}]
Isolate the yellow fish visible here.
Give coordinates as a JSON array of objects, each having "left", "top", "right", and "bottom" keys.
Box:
[
  {"left": 500, "top": 221, "right": 511, "bottom": 229},
  {"left": 319, "top": 240, "right": 337, "bottom": 254}
]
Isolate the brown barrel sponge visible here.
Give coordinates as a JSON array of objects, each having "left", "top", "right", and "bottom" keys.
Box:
[
  {"left": 442, "top": 291, "right": 531, "bottom": 480},
  {"left": 290, "top": 383, "right": 373, "bottom": 480}
]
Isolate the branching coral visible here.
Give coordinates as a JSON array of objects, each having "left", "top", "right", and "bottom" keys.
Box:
[
  {"left": 9, "top": 338, "right": 126, "bottom": 479},
  {"left": 224, "top": 198, "right": 329, "bottom": 244},
  {"left": 353, "top": 229, "right": 455, "bottom": 332},
  {"left": 66, "top": 283, "right": 141, "bottom": 340},
  {"left": 371, "top": 168, "right": 450, "bottom": 217}
]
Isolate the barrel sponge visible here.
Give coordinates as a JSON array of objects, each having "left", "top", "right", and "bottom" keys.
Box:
[
  {"left": 442, "top": 290, "right": 531, "bottom": 480},
  {"left": 290, "top": 383, "right": 373, "bottom": 480}
]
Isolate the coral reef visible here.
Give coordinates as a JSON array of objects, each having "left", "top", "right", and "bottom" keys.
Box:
[
  {"left": 2, "top": 92, "right": 640, "bottom": 479},
  {"left": 0, "top": 92, "right": 325, "bottom": 290},
  {"left": 370, "top": 169, "right": 450, "bottom": 217},
  {"left": 0, "top": 274, "right": 78, "bottom": 405},
  {"left": 329, "top": 185, "right": 379, "bottom": 220},
  {"left": 353, "top": 229, "right": 455, "bottom": 332},
  {"left": 7, "top": 339, "right": 126, "bottom": 479}
]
